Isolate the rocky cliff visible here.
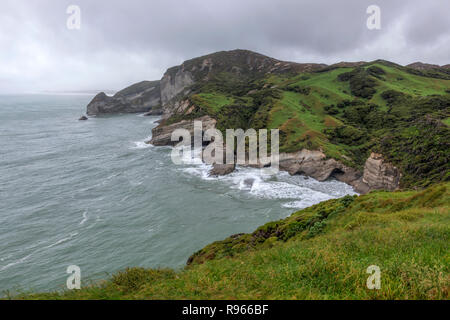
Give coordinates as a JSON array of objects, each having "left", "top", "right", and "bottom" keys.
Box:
[
  {"left": 84, "top": 49, "right": 449, "bottom": 192},
  {"left": 258, "top": 149, "right": 399, "bottom": 193},
  {"left": 86, "top": 80, "right": 162, "bottom": 115},
  {"left": 157, "top": 49, "right": 326, "bottom": 118},
  {"left": 361, "top": 153, "right": 401, "bottom": 191},
  {"left": 147, "top": 114, "right": 401, "bottom": 193}
]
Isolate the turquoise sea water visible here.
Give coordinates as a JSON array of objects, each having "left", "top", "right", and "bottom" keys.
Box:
[{"left": 0, "top": 94, "right": 356, "bottom": 293}]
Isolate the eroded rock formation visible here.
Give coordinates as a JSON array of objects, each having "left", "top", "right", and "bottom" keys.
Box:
[
  {"left": 147, "top": 115, "right": 217, "bottom": 146},
  {"left": 86, "top": 81, "right": 161, "bottom": 115},
  {"left": 361, "top": 152, "right": 401, "bottom": 191}
]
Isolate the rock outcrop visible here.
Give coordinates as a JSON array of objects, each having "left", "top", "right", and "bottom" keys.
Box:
[
  {"left": 277, "top": 149, "right": 364, "bottom": 190},
  {"left": 209, "top": 163, "right": 236, "bottom": 176},
  {"left": 277, "top": 150, "right": 401, "bottom": 193},
  {"left": 148, "top": 121, "right": 402, "bottom": 192},
  {"left": 147, "top": 115, "right": 217, "bottom": 146},
  {"left": 360, "top": 152, "right": 401, "bottom": 191},
  {"left": 202, "top": 145, "right": 236, "bottom": 176},
  {"left": 207, "top": 148, "right": 401, "bottom": 193},
  {"left": 86, "top": 81, "right": 161, "bottom": 115},
  {"left": 160, "top": 67, "right": 195, "bottom": 106}
]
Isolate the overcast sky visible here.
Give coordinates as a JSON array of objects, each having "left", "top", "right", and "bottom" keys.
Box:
[{"left": 1, "top": 0, "right": 449, "bottom": 93}]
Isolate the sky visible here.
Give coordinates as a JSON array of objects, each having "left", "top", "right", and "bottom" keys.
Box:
[{"left": 1, "top": 0, "right": 449, "bottom": 93}]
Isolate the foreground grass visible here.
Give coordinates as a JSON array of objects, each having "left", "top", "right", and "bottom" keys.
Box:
[{"left": 12, "top": 184, "right": 449, "bottom": 300}]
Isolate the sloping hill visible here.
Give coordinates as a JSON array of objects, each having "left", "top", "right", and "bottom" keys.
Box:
[
  {"left": 154, "top": 53, "right": 450, "bottom": 190},
  {"left": 15, "top": 183, "right": 449, "bottom": 300}
]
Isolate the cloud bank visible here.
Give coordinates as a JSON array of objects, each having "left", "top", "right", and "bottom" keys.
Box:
[{"left": 1, "top": 0, "right": 449, "bottom": 93}]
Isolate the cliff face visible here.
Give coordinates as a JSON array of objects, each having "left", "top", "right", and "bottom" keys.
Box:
[
  {"left": 86, "top": 50, "right": 325, "bottom": 116},
  {"left": 86, "top": 80, "right": 161, "bottom": 115},
  {"left": 160, "top": 67, "right": 195, "bottom": 106},
  {"left": 157, "top": 49, "right": 326, "bottom": 117},
  {"left": 361, "top": 153, "right": 401, "bottom": 191},
  {"left": 148, "top": 114, "right": 401, "bottom": 193},
  {"left": 278, "top": 150, "right": 400, "bottom": 193},
  {"left": 84, "top": 49, "right": 448, "bottom": 192}
]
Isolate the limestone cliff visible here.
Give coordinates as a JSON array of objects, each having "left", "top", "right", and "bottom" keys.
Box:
[{"left": 361, "top": 153, "right": 401, "bottom": 191}]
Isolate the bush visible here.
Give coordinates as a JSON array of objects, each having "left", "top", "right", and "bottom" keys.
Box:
[
  {"left": 338, "top": 68, "right": 378, "bottom": 99},
  {"left": 286, "top": 84, "right": 311, "bottom": 95},
  {"left": 367, "top": 66, "right": 386, "bottom": 78},
  {"left": 325, "top": 125, "right": 368, "bottom": 145},
  {"left": 380, "top": 90, "right": 406, "bottom": 105},
  {"left": 324, "top": 104, "right": 339, "bottom": 115}
]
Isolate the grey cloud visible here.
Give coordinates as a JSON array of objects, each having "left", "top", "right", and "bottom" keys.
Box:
[{"left": 0, "top": 0, "right": 449, "bottom": 93}]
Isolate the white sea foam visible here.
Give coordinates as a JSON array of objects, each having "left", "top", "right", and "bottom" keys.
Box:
[
  {"left": 45, "top": 232, "right": 79, "bottom": 249},
  {"left": 79, "top": 211, "right": 88, "bottom": 225},
  {"left": 182, "top": 158, "right": 357, "bottom": 209},
  {"left": 0, "top": 253, "right": 33, "bottom": 272},
  {"left": 131, "top": 139, "right": 153, "bottom": 149}
]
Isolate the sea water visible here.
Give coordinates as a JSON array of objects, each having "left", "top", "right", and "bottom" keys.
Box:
[{"left": 0, "top": 94, "right": 356, "bottom": 293}]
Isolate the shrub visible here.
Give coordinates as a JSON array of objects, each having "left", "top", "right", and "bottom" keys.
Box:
[
  {"left": 338, "top": 68, "right": 377, "bottom": 99},
  {"left": 286, "top": 84, "right": 311, "bottom": 95},
  {"left": 324, "top": 104, "right": 340, "bottom": 115}
]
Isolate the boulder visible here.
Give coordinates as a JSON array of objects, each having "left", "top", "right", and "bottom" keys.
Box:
[
  {"left": 209, "top": 163, "right": 236, "bottom": 176},
  {"left": 203, "top": 145, "right": 236, "bottom": 176},
  {"left": 78, "top": 115, "right": 88, "bottom": 121}
]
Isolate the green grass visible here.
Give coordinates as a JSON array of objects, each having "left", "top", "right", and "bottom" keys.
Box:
[
  {"left": 443, "top": 118, "right": 450, "bottom": 126},
  {"left": 11, "top": 183, "right": 449, "bottom": 300},
  {"left": 191, "top": 93, "right": 236, "bottom": 113}
]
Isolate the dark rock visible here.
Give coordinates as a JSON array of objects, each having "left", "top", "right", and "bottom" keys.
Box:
[
  {"left": 86, "top": 80, "right": 161, "bottom": 115},
  {"left": 209, "top": 163, "right": 236, "bottom": 176},
  {"left": 78, "top": 115, "right": 88, "bottom": 120}
]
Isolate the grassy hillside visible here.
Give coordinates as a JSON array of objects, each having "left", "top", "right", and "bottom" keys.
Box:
[
  {"left": 166, "top": 60, "right": 450, "bottom": 188},
  {"left": 13, "top": 183, "right": 449, "bottom": 300}
]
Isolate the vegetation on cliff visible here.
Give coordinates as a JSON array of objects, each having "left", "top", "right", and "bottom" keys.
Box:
[
  {"left": 13, "top": 183, "right": 449, "bottom": 300},
  {"left": 163, "top": 56, "right": 450, "bottom": 189}
]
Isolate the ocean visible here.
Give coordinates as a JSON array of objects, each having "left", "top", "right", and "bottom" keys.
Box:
[{"left": 0, "top": 94, "right": 356, "bottom": 293}]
